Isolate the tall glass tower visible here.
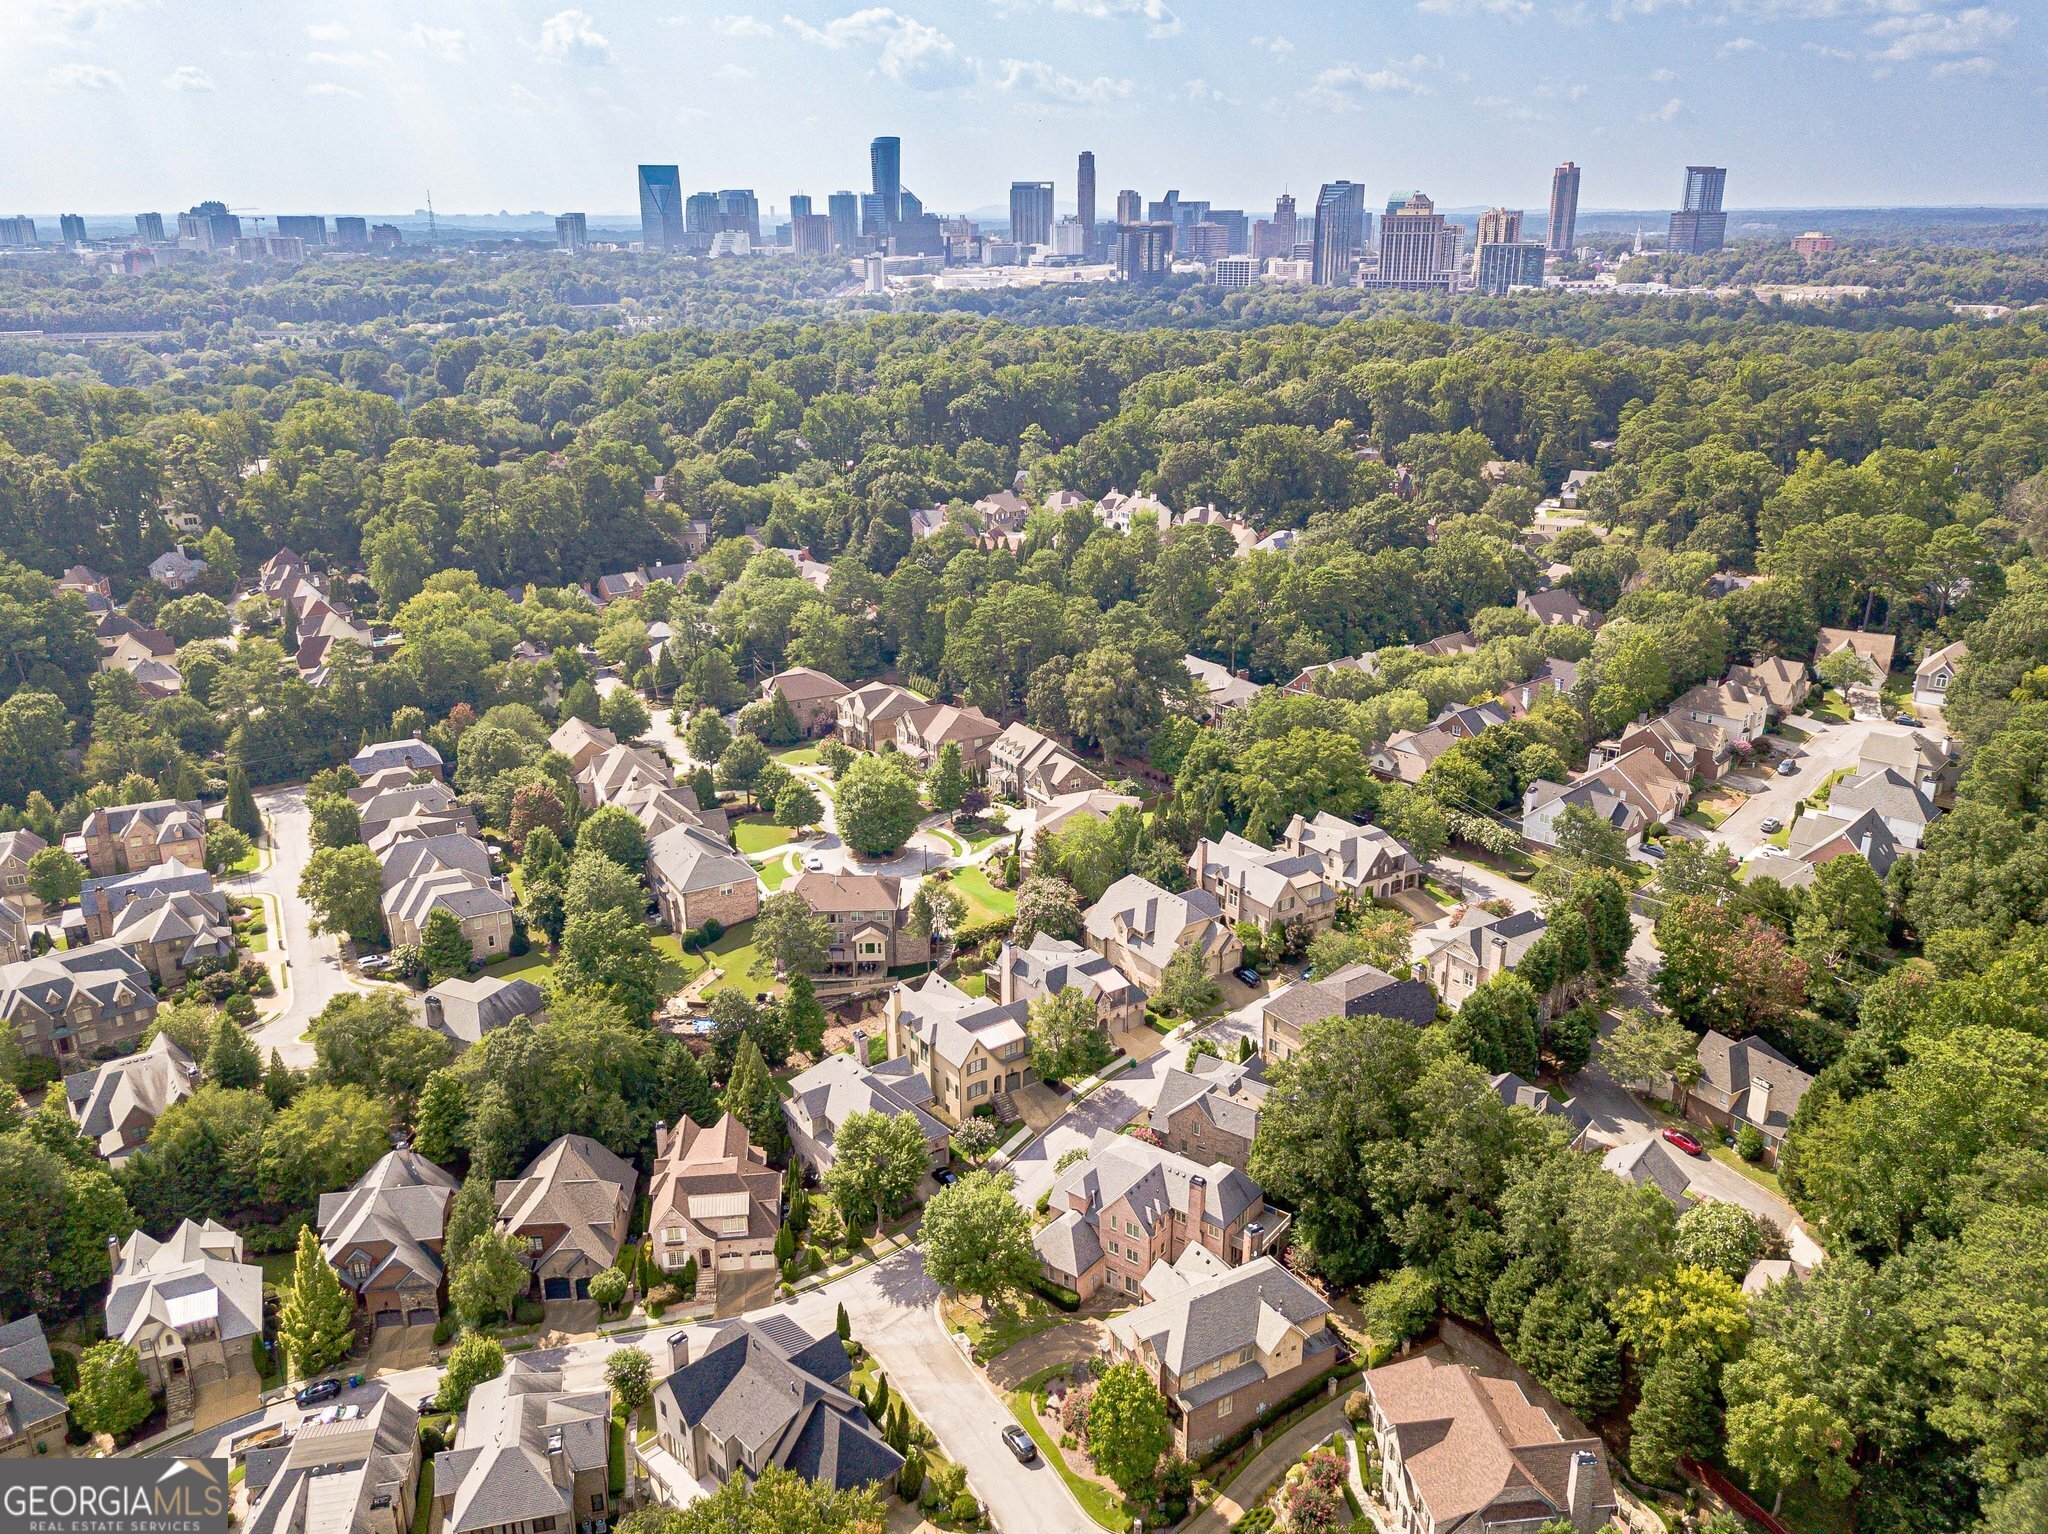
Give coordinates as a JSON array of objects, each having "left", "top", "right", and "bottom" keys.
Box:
[
  {"left": 870, "top": 137, "right": 902, "bottom": 230},
  {"left": 637, "top": 165, "right": 684, "bottom": 251},
  {"left": 1312, "top": 181, "right": 1367, "bottom": 287}
]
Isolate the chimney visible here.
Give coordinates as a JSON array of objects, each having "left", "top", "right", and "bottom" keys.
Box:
[
  {"left": 1186, "top": 1174, "right": 1207, "bottom": 1253},
  {"left": 1241, "top": 1220, "right": 1262, "bottom": 1263},
  {"left": 107, "top": 1234, "right": 123, "bottom": 1270},
  {"left": 654, "top": 1121, "right": 669, "bottom": 1158},
  {"left": 1745, "top": 1076, "right": 1772, "bottom": 1129},
  {"left": 1565, "top": 1448, "right": 1599, "bottom": 1530},
  {"left": 667, "top": 1329, "right": 691, "bottom": 1374}
]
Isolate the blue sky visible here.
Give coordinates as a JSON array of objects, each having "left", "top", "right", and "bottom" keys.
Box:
[{"left": 2, "top": 0, "right": 2040, "bottom": 219}]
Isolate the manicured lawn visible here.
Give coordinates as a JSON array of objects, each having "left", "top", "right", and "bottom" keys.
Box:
[
  {"left": 772, "top": 745, "right": 823, "bottom": 767},
  {"left": 950, "top": 866, "right": 1015, "bottom": 922},
  {"left": 1709, "top": 1143, "right": 1787, "bottom": 1198},
  {"left": 413, "top": 1459, "right": 435, "bottom": 1533},
  {"left": 483, "top": 949, "right": 554, "bottom": 984},
  {"left": 705, "top": 923, "right": 777, "bottom": 999},
  {"left": 956, "top": 972, "right": 987, "bottom": 997},
  {"left": 1005, "top": 1391, "right": 1132, "bottom": 1532},
  {"left": 650, "top": 933, "right": 708, "bottom": 992},
  {"left": 1806, "top": 690, "right": 1851, "bottom": 724},
  {"left": 227, "top": 842, "right": 262, "bottom": 876},
  {"left": 758, "top": 855, "right": 796, "bottom": 891},
  {"left": 942, "top": 1293, "right": 1065, "bottom": 1358},
  {"left": 734, "top": 815, "right": 794, "bottom": 855},
  {"left": 957, "top": 816, "right": 1011, "bottom": 849}
]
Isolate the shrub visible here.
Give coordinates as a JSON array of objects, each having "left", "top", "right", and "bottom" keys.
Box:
[
  {"left": 1736, "top": 1123, "right": 1766, "bottom": 1162},
  {"left": 512, "top": 1298, "right": 546, "bottom": 1327},
  {"left": 1344, "top": 1390, "right": 1371, "bottom": 1425},
  {"left": 949, "top": 1493, "right": 980, "bottom": 1524},
  {"left": 1031, "top": 1276, "right": 1079, "bottom": 1311},
  {"left": 432, "top": 1315, "right": 458, "bottom": 1346}
]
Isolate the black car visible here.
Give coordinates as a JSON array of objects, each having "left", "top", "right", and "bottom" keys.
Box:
[
  {"left": 932, "top": 1166, "right": 957, "bottom": 1187},
  {"left": 1001, "top": 1424, "right": 1038, "bottom": 1463},
  {"left": 295, "top": 1379, "right": 343, "bottom": 1409},
  {"left": 1232, "top": 965, "right": 1261, "bottom": 987},
  {"left": 417, "top": 1393, "right": 441, "bottom": 1415}
]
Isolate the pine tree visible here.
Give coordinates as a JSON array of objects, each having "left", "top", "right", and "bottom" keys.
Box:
[
  {"left": 413, "top": 1072, "right": 468, "bottom": 1165},
  {"left": 223, "top": 764, "right": 263, "bottom": 840},
  {"left": 722, "top": 1035, "right": 783, "bottom": 1156},
  {"left": 836, "top": 1302, "right": 851, "bottom": 1341},
  {"left": 651, "top": 645, "right": 679, "bottom": 699},
  {"left": 781, "top": 973, "right": 827, "bottom": 1058},
  {"left": 275, "top": 1226, "right": 355, "bottom": 1380},
  {"left": 204, "top": 1015, "right": 262, "bottom": 1090},
  {"left": 264, "top": 1048, "right": 301, "bottom": 1108},
  {"left": 659, "top": 1040, "right": 718, "bottom": 1127},
  {"left": 444, "top": 1174, "right": 496, "bottom": 1276}
]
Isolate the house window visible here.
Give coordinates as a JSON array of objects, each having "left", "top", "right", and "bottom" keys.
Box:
[
  {"left": 968, "top": 1082, "right": 987, "bottom": 1100},
  {"left": 1126, "top": 1220, "right": 1139, "bottom": 1237},
  {"left": 346, "top": 1256, "right": 369, "bottom": 1282},
  {"left": 1218, "top": 1396, "right": 1234, "bottom": 1418},
  {"left": 966, "top": 1058, "right": 986, "bottom": 1076}
]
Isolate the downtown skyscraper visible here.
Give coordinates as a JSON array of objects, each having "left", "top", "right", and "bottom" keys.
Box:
[
  {"left": 870, "top": 136, "right": 902, "bottom": 231},
  {"left": 1548, "top": 162, "right": 1580, "bottom": 256},
  {"left": 1668, "top": 165, "right": 1728, "bottom": 255},
  {"left": 1077, "top": 151, "right": 1096, "bottom": 239},
  {"left": 1311, "top": 181, "right": 1367, "bottom": 287},
  {"left": 1010, "top": 181, "right": 1055, "bottom": 247},
  {"left": 638, "top": 164, "right": 684, "bottom": 251}
]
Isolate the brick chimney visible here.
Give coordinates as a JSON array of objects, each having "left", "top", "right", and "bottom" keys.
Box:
[
  {"left": 1186, "top": 1174, "right": 1207, "bottom": 1254},
  {"left": 1565, "top": 1448, "right": 1599, "bottom": 1530},
  {"left": 654, "top": 1121, "right": 670, "bottom": 1158}
]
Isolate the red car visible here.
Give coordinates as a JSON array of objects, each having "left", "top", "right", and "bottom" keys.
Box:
[{"left": 1662, "top": 1128, "right": 1705, "bottom": 1157}]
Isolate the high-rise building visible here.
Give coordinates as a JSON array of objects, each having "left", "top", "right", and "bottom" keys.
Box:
[
  {"left": 638, "top": 164, "right": 685, "bottom": 251},
  {"left": 1077, "top": 151, "right": 1097, "bottom": 236},
  {"left": 790, "top": 194, "right": 813, "bottom": 221},
  {"left": 555, "top": 212, "right": 588, "bottom": 251},
  {"left": 1373, "top": 193, "right": 1455, "bottom": 289},
  {"left": 134, "top": 212, "right": 165, "bottom": 244},
  {"left": 1475, "top": 241, "right": 1547, "bottom": 295},
  {"left": 1054, "top": 217, "right": 1088, "bottom": 257},
  {"left": 178, "top": 201, "right": 239, "bottom": 252},
  {"left": 59, "top": 214, "right": 88, "bottom": 247},
  {"left": 1668, "top": 165, "right": 1728, "bottom": 255},
  {"left": 1009, "top": 181, "right": 1055, "bottom": 247},
  {"left": 1183, "top": 222, "right": 1230, "bottom": 264},
  {"left": 870, "top": 136, "right": 902, "bottom": 229},
  {"left": 1208, "top": 209, "right": 1249, "bottom": 254},
  {"left": 333, "top": 216, "right": 369, "bottom": 251},
  {"left": 1475, "top": 208, "right": 1522, "bottom": 249},
  {"left": 1116, "top": 221, "right": 1174, "bottom": 283},
  {"left": 1274, "top": 192, "right": 1296, "bottom": 234},
  {"left": 1213, "top": 254, "right": 1258, "bottom": 291},
  {"left": 0, "top": 217, "right": 38, "bottom": 247},
  {"left": 1791, "top": 231, "right": 1836, "bottom": 258},
  {"left": 793, "top": 213, "right": 833, "bottom": 256},
  {"left": 276, "top": 215, "right": 327, "bottom": 247},
  {"left": 1116, "top": 189, "right": 1142, "bottom": 224},
  {"left": 1548, "top": 162, "right": 1580, "bottom": 256},
  {"left": 1311, "top": 181, "right": 1367, "bottom": 287},
  {"left": 827, "top": 192, "right": 859, "bottom": 251},
  {"left": 369, "top": 223, "right": 403, "bottom": 250},
  {"left": 121, "top": 248, "right": 155, "bottom": 275}
]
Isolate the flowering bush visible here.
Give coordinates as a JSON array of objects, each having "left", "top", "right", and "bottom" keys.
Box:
[{"left": 1058, "top": 1382, "right": 1094, "bottom": 1443}]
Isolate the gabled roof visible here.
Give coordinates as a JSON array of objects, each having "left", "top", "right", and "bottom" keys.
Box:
[
  {"left": 0, "top": 941, "right": 155, "bottom": 1027},
  {"left": 1829, "top": 766, "right": 1936, "bottom": 827},
  {"left": 1694, "top": 1030, "right": 1812, "bottom": 1133},
  {"left": 1040, "top": 1131, "right": 1264, "bottom": 1246},
  {"left": 65, "top": 1031, "right": 200, "bottom": 1158},
  {"left": 765, "top": 666, "right": 851, "bottom": 703},
  {"left": 649, "top": 823, "right": 755, "bottom": 896},
  {"left": 1150, "top": 1055, "right": 1268, "bottom": 1142},
  {"left": 1817, "top": 627, "right": 1896, "bottom": 676},
  {"left": 784, "top": 1052, "right": 944, "bottom": 1156},
  {"left": 892, "top": 972, "right": 1030, "bottom": 1067},
  {"left": 1263, "top": 961, "right": 1436, "bottom": 1033},
  {"left": 1084, "top": 875, "right": 1229, "bottom": 971},
  {"left": 495, "top": 1135, "right": 638, "bottom": 1271},
  {"left": 1602, "top": 1138, "right": 1700, "bottom": 1207},
  {"left": 0, "top": 1315, "right": 65, "bottom": 1440},
  {"left": 1108, "top": 1255, "right": 1330, "bottom": 1378},
  {"left": 999, "top": 934, "right": 1145, "bottom": 1010},
  {"left": 1189, "top": 832, "right": 1338, "bottom": 916},
  {"left": 318, "top": 1149, "right": 458, "bottom": 1292},
  {"left": 437, "top": 1360, "right": 607, "bottom": 1534},
  {"left": 349, "top": 738, "right": 443, "bottom": 776},
  {"left": 1915, "top": 640, "right": 1967, "bottom": 681},
  {"left": 108, "top": 1219, "right": 262, "bottom": 1347},
  {"left": 423, "top": 974, "right": 546, "bottom": 1046}
]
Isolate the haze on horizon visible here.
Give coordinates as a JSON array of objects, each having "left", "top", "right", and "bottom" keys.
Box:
[{"left": 2, "top": 0, "right": 2039, "bottom": 218}]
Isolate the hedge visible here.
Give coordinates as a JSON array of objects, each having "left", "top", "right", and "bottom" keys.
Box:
[
  {"left": 1030, "top": 1277, "right": 1081, "bottom": 1312},
  {"left": 1199, "top": 1364, "right": 1362, "bottom": 1471}
]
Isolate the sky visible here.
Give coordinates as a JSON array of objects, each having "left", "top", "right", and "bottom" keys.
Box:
[{"left": 2, "top": 0, "right": 2042, "bottom": 221}]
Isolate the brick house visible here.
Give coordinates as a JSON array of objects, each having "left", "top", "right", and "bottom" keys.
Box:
[
  {"left": 987, "top": 722, "right": 1104, "bottom": 805},
  {"left": 762, "top": 667, "right": 851, "bottom": 736},
  {"left": 79, "top": 799, "right": 207, "bottom": 877},
  {"left": 886, "top": 973, "right": 1035, "bottom": 1124},
  {"left": 0, "top": 942, "right": 157, "bottom": 1065},
  {"left": 787, "top": 871, "right": 929, "bottom": 994},
  {"left": 1148, "top": 1055, "right": 1268, "bottom": 1167},
  {"left": 648, "top": 823, "right": 759, "bottom": 935},
  {"left": 1107, "top": 1250, "right": 1339, "bottom": 1457},
  {"left": 835, "top": 682, "right": 927, "bottom": 750},
  {"left": 494, "top": 1135, "right": 638, "bottom": 1302},
  {"left": 647, "top": 1114, "right": 782, "bottom": 1300},
  {"left": 317, "top": 1148, "right": 458, "bottom": 1331},
  {"left": 1260, "top": 962, "right": 1436, "bottom": 1065},
  {"left": 107, "top": 1221, "right": 263, "bottom": 1406},
  {"left": 893, "top": 702, "right": 1002, "bottom": 770},
  {"left": 1275, "top": 812, "right": 1421, "bottom": 901},
  {"left": 546, "top": 716, "right": 617, "bottom": 774},
  {"left": 1083, "top": 875, "right": 1238, "bottom": 990},
  {"left": 0, "top": 1317, "right": 69, "bottom": 1458},
  {"left": 110, "top": 889, "right": 236, "bottom": 985},
  {"left": 78, "top": 857, "right": 216, "bottom": 942},
  {"left": 995, "top": 933, "right": 1146, "bottom": 1031},
  {"left": 1188, "top": 833, "right": 1340, "bottom": 936},
  {"left": 1684, "top": 1031, "right": 1813, "bottom": 1165},
  {"left": 1032, "top": 1132, "right": 1287, "bottom": 1302}
]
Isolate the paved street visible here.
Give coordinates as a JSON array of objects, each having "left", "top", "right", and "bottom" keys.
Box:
[
  {"left": 235, "top": 784, "right": 372, "bottom": 1068},
  {"left": 1708, "top": 712, "right": 1885, "bottom": 858}
]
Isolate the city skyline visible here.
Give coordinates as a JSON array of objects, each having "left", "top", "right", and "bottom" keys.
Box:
[{"left": 0, "top": 1, "right": 2039, "bottom": 214}]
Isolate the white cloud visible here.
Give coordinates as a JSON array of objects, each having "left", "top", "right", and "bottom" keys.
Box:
[
  {"left": 306, "top": 21, "right": 349, "bottom": 41},
  {"left": 306, "top": 50, "right": 371, "bottom": 66},
  {"left": 991, "top": 57, "right": 1134, "bottom": 104},
  {"left": 1649, "top": 65, "right": 1677, "bottom": 80},
  {"left": 306, "top": 81, "right": 362, "bottom": 98},
  {"left": 1473, "top": 93, "right": 1547, "bottom": 120},
  {"left": 1304, "top": 61, "right": 1432, "bottom": 109},
  {"left": 1417, "top": 0, "right": 1533, "bottom": 15},
  {"left": 992, "top": 0, "right": 1179, "bottom": 38},
  {"left": 536, "top": 8, "right": 613, "bottom": 65},
  {"left": 1183, "top": 77, "right": 1240, "bottom": 105},
  {"left": 711, "top": 13, "right": 776, "bottom": 34},
  {"left": 1719, "top": 34, "right": 1762, "bottom": 53},
  {"left": 783, "top": 9, "right": 976, "bottom": 88},
  {"left": 48, "top": 61, "right": 119, "bottom": 88},
  {"left": 1932, "top": 52, "right": 1994, "bottom": 74},
  {"left": 1251, "top": 34, "right": 1294, "bottom": 54},
  {"left": 720, "top": 60, "right": 758, "bottom": 77},
  {"left": 162, "top": 64, "right": 215, "bottom": 91},
  {"left": 409, "top": 25, "right": 468, "bottom": 62},
  {"left": 1640, "top": 95, "right": 1685, "bottom": 120},
  {"left": 1868, "top": 6, "right": 2012, "bottom": 62}
]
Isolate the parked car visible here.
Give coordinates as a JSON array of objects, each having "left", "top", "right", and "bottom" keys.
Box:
[
  {"left": 803, "top": 852, "right": 825, "bottom": 871},
  {"left": 295, "top": 1378, "right": 343, "bottom": 1409},
  {"left": 1895, "top": 713, "right": 1918, "bottom": 726},
  {"left": 1639, "top": 842, "right": 1665, "bottom": 860},
  {"left": 1760, "top": 816, "right": 1782, "bottom": 834},
  {"left": 932, "top": 1167, "right": 957, "bottom": 1187},
  {"left": 1001, "top": 1424, "right": 1038, "bottom": 1463},
  {"left": 357, "top": 954, "right": 395, "bottom": 975},
  {"left": 417, "top": 1393, "right": 441, "bottom": 1415},
  {"left": 1776, "top": 758, "right": 1800, "bottom": 777},
  {"left": 1662, "top": 1128, "right": 1705, "bottom": 1157},
  {"left": 1232, "top": 965, "right": 1261, "bottom": 987}
]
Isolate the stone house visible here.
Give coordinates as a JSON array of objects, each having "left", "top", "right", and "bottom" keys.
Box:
[
  {"left": 79, "top": 799, "right": 207, "bottom": 877},
  {"left": 379, "top": 834, "right": 514, "bottom": 959},
  {"left": 1417, "top": 908, "right": 1550, "bottom": 1010},
  {"left": 110, "top": 888, "right": 236, "bottom": 985},
  {"left": 995, "top": 933, "right": 1146, "bottom": 1031},
  {"left": 652, "top": 1318, "right": 900, "bottom": 1496},
  {"left": 1275, "top": 812, "right": 1421, "bottom": 901},
  {"left": 1260, "top": 962, "right": 1436, "bottom": 1065},
  {"left": 1148, "top": 1054, "right": 1268, "bottom": 1167},
  {"left": 987, "top": 721, "right": 1104, "bottom": 805},
  {"left": 781, "top": 1051, "right": 950, "bottom": 1193},
  {"left": 106, "top": 1220, "right": 263, "bottom": 1406},
  {"left": 0, "top": 829, "right": 47, "bottom": 915},
  {"left": 647, "top": 1114, "right": 782, "bottom": 1300},
  {"left": 886, "top": 973, "right": 1035, "bottom": 1124},
  {"left": 0, "top": 941, "right": 157, "bottom": 1065},
  {"left": 1685, "top": 1031, "right": 1813, "bottom": 1165},
  {"left": 893, "top": 702, "right": 1002, "bottom": 770},
  {"left": 64, "top": 1031, "right": 200, "bottom": 1163},
  {"left": 786, "top": 871, "right": 928, "bottom": 994},
  {"left": 495, "top": 1135, "right": 638, "bottom": 1303},
  {"left": 1107, "top": 1251, "right": 1339, "bottom": 1458},
  {"left": 762, "top": 667, "right": 851, "bottom": 736},
  {"left": 0, "top": 1316, "right": 69, "bottom": 1458},
  {"left": 1032, "top": 1132, "right": 1287, "bottom": 1302},
  {"left": 79, "top": 857, "right": 216, "bottom": 942},
  {"left": 429, "top": 1361, "right": 607, "bottom": 1534},
  {"left": 317, "top": 1148, "right": 459, "bottom": 1331},
  {"left": 1188, "top": 833, "right": 1340, "bottom": 937},
  {"left": 647, "top": 823, "right": 759, "bottom": 935},
  {"left": 1083, "top": 875, "right": 1238, "bottom": 991},
  {"left": 835, "top": 682, "right": 927, "bottom": 750},
  {"left": 1364, "top": 1351, "right": 1616, "bottom": 1534}
]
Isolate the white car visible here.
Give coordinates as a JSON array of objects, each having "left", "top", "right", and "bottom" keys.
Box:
[{"left": 803, "top": 852, "right": 826, "bottom": 871}]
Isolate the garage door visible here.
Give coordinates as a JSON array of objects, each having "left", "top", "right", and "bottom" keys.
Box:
[
  {"left": 406, "top": 1307, "right": 436, "bottom": 1327},
  {"left": 373, "top": 1309, "right": 402, "bottom": 1331},
  {"left": 543, "top": 1277, "right": 572, "bottom": 1300},
  {"left": 574, "top": 1277, "right": 590, "bottom": 1300}
]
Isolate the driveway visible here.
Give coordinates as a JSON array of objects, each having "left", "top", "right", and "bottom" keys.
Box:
[
  {"left": 1429, "top": 855, "right": 1540, "bottom": 913},
  {"left": 1712, "top": 714, "right": 1886, "bottom": 858}
]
